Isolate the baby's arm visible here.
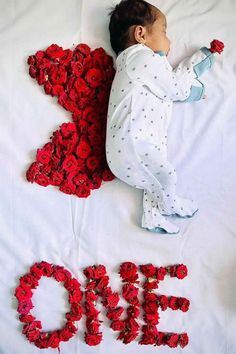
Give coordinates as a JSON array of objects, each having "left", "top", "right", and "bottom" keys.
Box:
[
  {"left": 173, "top": 40, "right": 224, "bottom": 102},
  {"left": 126, "top": 40, "right": 224, "bottom": 103}
]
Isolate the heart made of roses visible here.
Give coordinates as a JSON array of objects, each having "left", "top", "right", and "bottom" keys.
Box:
[{"left": 26, "top": 43, "right": 116, "bottom": 198}]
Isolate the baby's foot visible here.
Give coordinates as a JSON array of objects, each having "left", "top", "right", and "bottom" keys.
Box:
[
  {"left": 161, "top": 196, "right": 198, "bottom": 218},
  {"left": 142, "top": 215, "right": 180, "bottom": 234}
]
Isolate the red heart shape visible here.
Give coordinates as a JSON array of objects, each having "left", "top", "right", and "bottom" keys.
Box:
[{"left": 26, "top": 43, "right": 116, "bottom": 198}]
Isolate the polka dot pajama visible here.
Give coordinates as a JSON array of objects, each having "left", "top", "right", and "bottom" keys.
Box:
[{"left": 105, "top": 43, "right": 215, "bottom": 234}]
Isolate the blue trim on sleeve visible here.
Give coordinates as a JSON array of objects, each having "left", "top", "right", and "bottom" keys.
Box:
[
  {"left": 193, "top": 47, "right": 215, "bottom": 78},
  {"left": 155, "top": 50, "right": 166, "bottom": 56},
  {"left": 184, "top": 83, "right": 205, "bottom": 102}
]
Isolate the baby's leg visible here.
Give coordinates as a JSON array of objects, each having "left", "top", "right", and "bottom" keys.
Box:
[
  {"left": 142, "top": 190, "right": 180, "bottom": 234},
  {"left": 152, "top": 159, "right": 198, "bottom": 217}
]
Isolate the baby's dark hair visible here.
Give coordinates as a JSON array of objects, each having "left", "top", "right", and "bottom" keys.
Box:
[{"left": 108, "top": 0, "right": 157, "bottom": 56}]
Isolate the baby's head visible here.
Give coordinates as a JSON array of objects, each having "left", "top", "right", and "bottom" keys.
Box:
[{"left": 108, "top": 0, "right": 170, "bottom": 56}]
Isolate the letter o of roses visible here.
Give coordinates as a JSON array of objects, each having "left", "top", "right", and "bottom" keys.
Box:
[{"left": 14, "top": 261, "right": 83, "bottom": 350}]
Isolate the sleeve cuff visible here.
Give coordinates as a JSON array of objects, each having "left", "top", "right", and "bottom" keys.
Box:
[
  {"left": 200, "top": 47, "right": 213, "bottom": 56},
  {"left": 184, "top": 82, "right": 206, "bottom": 102},
  {"left": 193, "top": 47, "right": 215, "bottom": 77}
]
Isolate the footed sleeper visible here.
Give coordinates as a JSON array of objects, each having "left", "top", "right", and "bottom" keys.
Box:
[{"left": 105, "top": 43, "right": 215, "bottom": 234}]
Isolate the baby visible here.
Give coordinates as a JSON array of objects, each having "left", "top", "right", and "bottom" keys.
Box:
[{"left": 106, "top": 0, "right": 223, "bottom": 234}]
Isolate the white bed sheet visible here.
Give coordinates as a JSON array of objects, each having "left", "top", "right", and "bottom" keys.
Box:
[{"left": 0, "top": 0, "right": 236, "bottom": 353}]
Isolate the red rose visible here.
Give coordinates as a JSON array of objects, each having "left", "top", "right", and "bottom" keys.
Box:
[
  {"left": 165, "top": 333, "right": 179, "bottom": 348},
  {"left": 143, "top": 280, "right": 159, "bottom": 290},
  {"left": 178, "top": 297, "right": 190, "bottom": 312},
  {"left": 26, "top": 162, "right": 39, "bottom": 182},
  {"left": 102, "top": 169, "right": 115, "bottom": 181},
  {"left": 50, "top": 171, "right": 64, "bottom": 186},
  {"left": 126, "top": 317, "right": 139, "bottom": 332},
  {"left": 35, "top": 50, "right": 45, "bottom": 59},
  {"left": 96, "top": 275, "right": 109, "bottom": 290},
  {"left": 50, "top": 66, "right": 67, "bottom": 85},
  {"left": 66, "top": 303, "right": 83, "bottom": 321},
  {"left": 85, "top": 281, "right": 97, "bottom": 291},
  {"left": 84, "top": 333, "right": 103, "bottom": 346},
  {"left": 71, "top": 61, "right": 84, "bottom": 77},
  {"left": 46, "top": 44, "right": 64, "bottom": 59},
  {"left": 122, "top": 283, "right": 139, "bottom": 302},
  {"left": 169, "top": 264, "right": 188, "bottom": 279},
  {"left": 34, "top": 173, "right": 50, "bottom": 187},
  {"left": 139, "top": 333, "right": 156, "bottom": 345},
  {"left": 156, "top": 266, "right": 167, "bottom": 280},
  {"left": 29, "top": 65, "right": 38, "bottom": 78},
  {"left": 102, "top": 292, "right": 119, "bottom": 309},
  {"left": 62, "top": 155, "right": 78, "bottom": 172},
  {"left": 20, "top": 274, "right": 39, "bottom": 289},
  {"left": 69, "top": 88, "right": 80, "bottom": 102},
  {"left": 142, "top": 324, "right": 158, "bottom": 336},
  {"left": 53, "top": 267, "right": 71, "bottom": 282},
  {"left": 47, "top": 331, "right": 60, "bottom": 348},
  {"left": 106, "top": 307, "right": 124, "bottom": 320},
  {"left": 74, "top": 77, "right": 87, "bottom": 93},
  {"left": 210, "top": 39, "right": 224, "bottom": 54},
  {"left": 179, "top": 333, "right": 189, "bottom": 348},
  {"left": 76, "top": 43, "right": 91, "bottom": 56},
  {"left": 64, "top": 278, "right": 81, "bottom": 291},
  {"left": 93, "top": 265, "right": 107, "bottom": 279},
  {"left": 18, "top": 300, "right": 33, "bottom": 315},
  {"left": 85, "top": 290, "right": 98, "bottom": 302},
  {"left": 168, "top": 296, "right": 179, "bottom": 310},
  {"left": 51, "top": 84, "right": 64, "bottom": 96},
  {"left": 59, "top": 322, "right": 77, "bottom": 341},
  {"left": 144, "top": 291, "right": 158, "bottom": 302},
  {"left": 127, "top": 305, "right": 140, "bottom": 318},
  {"left": 156, "top": 332, "right": 165, "bottom": 346},
  {"left": 111, "top": 320, "right": 126, "bottom": 331},
  {"left": 88, "top": 175, "right": 102, "bottom": 190},
  {"left": 15, "top": 284, "right": 32, "bottom": 301},
  {"left": 144, "top": 312, "right": 159, "bottom": 325},
  {"left": 27, "top": 55, "right": 36, "bottom": 65},
  {"left": 59, "top": 181, "right": 76, "bottom": 194},
  {"left": 30, "top": 264, "right": 43, "bottom": 278},
  {"left": 44, "top": 81, "right": 52, "bottom": 95},
  {"left": 37, "top": 69, "right": 47, "bottom": 85},
  {"left": 83, "top": 266, "right": 95, "bottom": 279},
  {"left": 38, "top": 261, "right": 54, "bottom": 276},
  {"left": 119, "top": 262, "right": 138, "bottom": 282},
  {"left": 69, "top": 289, "right": 83, "bottom": 304},
  {"left": 86, "top": 319, "right": 100, "bottom": 334},
  {"left": 176, "top": 264, "right": 188, "bottom": 279},
  {"left": 38, "top": 58, "right": 51, "bottom": 70},
  {"left": 117, "top": 331, "right": 138, "bottom": 344},
  {"left": 59, "top": 328, "right": 74, "bottom": 341},
  {"left": 60, "top": 49, "right": 73, "bottom": 66},
  {"left": 19, "top": 314, "right": 35, "bottom": 323},
  {"left": 142, "top": 301, "right": 158, "bottom": 314},
  {"left": 26, "top": 328, "right": 41, "bottom": 342},
  {"left": 158, "top": 295, "right": 168, "bottom": 311},
  {"left": 84, "top": 301, "right": 100, "bottom": 317},
  {"left": 85, "top": 68, "right": 103, "bottom": 88},
  {"left": 76, "top": 140, "right": 92, "bottom": 159},
  {"left": 36, "top": 148, "right": 52, "bottom": 164},
  {"left": 140, "top": 263, "right": 156, "bottom": 277}
]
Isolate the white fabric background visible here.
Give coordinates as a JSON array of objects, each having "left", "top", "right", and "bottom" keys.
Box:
[{"left": 0, "top": 0, "right": 236, "bottom": 353}]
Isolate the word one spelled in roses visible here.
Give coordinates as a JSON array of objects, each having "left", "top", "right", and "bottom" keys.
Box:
[{"left": 15, "top": 261, "right": 190, "bottom": 351}]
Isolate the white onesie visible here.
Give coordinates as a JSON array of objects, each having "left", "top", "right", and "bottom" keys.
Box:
[{"left": 105, "top": 43, "right": 215, "bottom": 234}]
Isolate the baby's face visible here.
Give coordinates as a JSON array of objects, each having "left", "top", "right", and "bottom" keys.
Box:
[{"left": 146, "top": 8, "right": 170, "bottom": 55}]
